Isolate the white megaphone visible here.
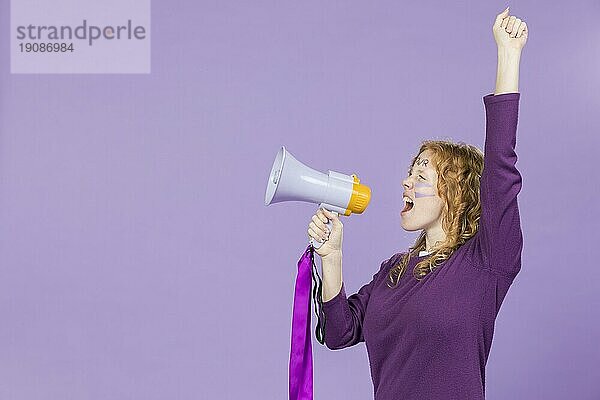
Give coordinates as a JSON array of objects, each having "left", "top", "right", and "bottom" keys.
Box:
[{"left": 265, "top": 146, "right": 371, "bottom": 249}]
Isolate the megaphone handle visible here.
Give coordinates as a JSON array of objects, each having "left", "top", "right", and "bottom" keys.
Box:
[{"left": 310, "top": 207, "right": 337, "bottom": 249}]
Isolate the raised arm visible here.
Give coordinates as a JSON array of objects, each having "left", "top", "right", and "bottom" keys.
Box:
[{"left": 476, "top": 8, "right": 528, "bottom": 280}]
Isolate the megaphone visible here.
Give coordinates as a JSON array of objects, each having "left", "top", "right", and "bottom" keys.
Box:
[{"left": 265, "top": 146, "right": 371, "bottom": 248}]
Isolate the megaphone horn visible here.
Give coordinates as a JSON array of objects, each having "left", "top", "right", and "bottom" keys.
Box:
[{"left": 265, "top": 146, "right": 371, "bottom": 249}]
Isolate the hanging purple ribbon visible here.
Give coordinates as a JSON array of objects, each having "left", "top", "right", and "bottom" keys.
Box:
[{"left": 289, "top": 245, "right": 326, "bottom": 400}]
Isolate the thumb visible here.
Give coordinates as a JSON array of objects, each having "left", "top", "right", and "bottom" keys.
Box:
[{"left": 494, "top": 6, "right": 510, "bottom": 26}]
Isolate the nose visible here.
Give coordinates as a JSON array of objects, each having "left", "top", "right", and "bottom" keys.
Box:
[{"left": 402, "top": 176, "right": 414, "bottom": 190}]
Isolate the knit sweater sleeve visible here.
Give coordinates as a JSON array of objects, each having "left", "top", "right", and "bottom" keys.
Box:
[
  {"left": 319, "top": 255, "right": 394, "bottom": 350},
  {"left": 477, "top": 92, "right": 524, "bottom": 280}
]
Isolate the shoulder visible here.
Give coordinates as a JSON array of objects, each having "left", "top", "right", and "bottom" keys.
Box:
[{"left": 382, "top": 251, "right": 406, "bottom": 270}]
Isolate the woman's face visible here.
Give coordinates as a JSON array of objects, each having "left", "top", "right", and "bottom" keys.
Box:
[{"left": 400, "top": 149, "right": 445, "bottom": 232}]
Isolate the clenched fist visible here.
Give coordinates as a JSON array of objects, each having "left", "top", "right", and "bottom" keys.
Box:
[
  {"left": 307, "top": 208, "right": 343, "bottom": 258},
  {"left": 493, "top": 7, "right": 528, "bottom": 52}
]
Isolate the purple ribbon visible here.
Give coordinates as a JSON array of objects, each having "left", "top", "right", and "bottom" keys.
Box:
[{"left": 289, "top": 245, "right": 316, "bottom": 400}]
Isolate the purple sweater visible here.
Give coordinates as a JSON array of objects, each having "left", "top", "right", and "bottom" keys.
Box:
[{"left": 321, "top": 92, "right": 523, "bottom": 400}]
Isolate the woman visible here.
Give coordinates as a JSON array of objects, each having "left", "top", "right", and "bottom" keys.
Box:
[{"left": 307, "top": 7, "right": 528, "bottom": 400}]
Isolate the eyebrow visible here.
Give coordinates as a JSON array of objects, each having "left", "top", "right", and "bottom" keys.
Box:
[{"left": 408, "top": 166, "right": 428, "bottom": 175}]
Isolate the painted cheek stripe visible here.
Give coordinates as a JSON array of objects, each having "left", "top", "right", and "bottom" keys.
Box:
[
  {"left": 415, "top": 192, "right": 435, "bottom": 198},
  {"left": 414, "top": 182, "right": 436, "bottom": 198}
]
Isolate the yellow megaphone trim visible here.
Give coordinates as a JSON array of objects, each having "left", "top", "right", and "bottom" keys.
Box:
[{"left": 344, "top": 174, "right": 371, "bottom": 216}]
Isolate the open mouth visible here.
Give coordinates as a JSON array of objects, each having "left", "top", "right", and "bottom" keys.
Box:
[{"left": 401, "top": 197, "right": 414, "bottom": 214}]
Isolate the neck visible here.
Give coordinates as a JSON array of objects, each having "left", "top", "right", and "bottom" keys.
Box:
[{"left": 424, "top": 225, "right": 446, "bottom": 252}]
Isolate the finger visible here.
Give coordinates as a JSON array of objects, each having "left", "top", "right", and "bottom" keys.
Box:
[
  {"left": 519, "top": 22, "right": 528, "bottom": 38},
  {"left": 322, "top": 208, "right": 338, "bottom": 221},
  {"left": 515, "top": 21, "right": 525, "bottom": 38},
  {"left": 310, "top": 219, "right": 328, "bottom": 237},
  {"left": 500, "top": 14, "right": 510, "bottom": 29},
  {"left": 312, "top": 215, "right": 329, "bottom": 232},
  {"left": 511, "top": 18, "right": 522, "bottom": 37},
  {"left": 320, "top": 208, "right": 334, "bottom": 224},
  {"left": 316, "top": 208, "right": 327, "bottom": 222},
  {"left": 494, "top": 6, "right": 510, "bottom": 27},
  {"left": 308, "top": 227, "right": 326, "bottom": 242},
  {"left": 506, "top": 16, "right": 516, "bottom": 33},
  {"left": 309, "top": 221, "right": 326, "bottom": 237},
  {"left": 501, "top": 14, "right": 512, "bottom": 29},
  {"left": 316, "top": 210, "right": 328, "bottom": 224},
  {"left": 315, "top": 225, "right": 329, "bottom": 241}
]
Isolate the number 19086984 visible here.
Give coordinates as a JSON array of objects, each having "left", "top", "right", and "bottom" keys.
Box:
[{"left": 19, "top": 42, "right": 74, "bottom": 53}]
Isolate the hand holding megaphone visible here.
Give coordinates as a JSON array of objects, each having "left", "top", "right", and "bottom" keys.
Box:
[{"left": 308, "top": 208, "right": 343, "bottom": 257}]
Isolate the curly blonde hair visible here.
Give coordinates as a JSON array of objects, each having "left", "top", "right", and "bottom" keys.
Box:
[{"left": 387, "top": 140, "right": 484, "bottom": 286}]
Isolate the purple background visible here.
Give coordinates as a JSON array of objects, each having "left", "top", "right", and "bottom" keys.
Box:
[{"left": 1, "top": 1, "right": 599, "bottom": 399}]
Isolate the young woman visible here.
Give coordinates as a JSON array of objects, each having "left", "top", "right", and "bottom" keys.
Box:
[{"left": 307, "top": 7, "right": 528, "bottom": 399}]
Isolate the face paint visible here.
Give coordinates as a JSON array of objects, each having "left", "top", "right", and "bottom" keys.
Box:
[
  {"left": 414, "top": 157, "right": 429, "bottom": 168},
  {"left": 414, "top": 182, "right": 436, "bottom": 198},
  {"left": 409, "top": 157, "right": 434, "bottom": 199}
]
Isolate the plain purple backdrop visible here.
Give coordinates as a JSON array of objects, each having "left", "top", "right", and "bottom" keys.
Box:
[{"left": 1, "top": 1, "right": 599, "bottom": 399}]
